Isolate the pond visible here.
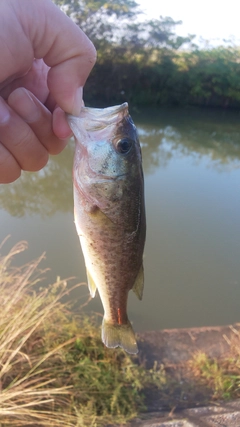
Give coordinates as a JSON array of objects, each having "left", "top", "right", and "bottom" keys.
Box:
[{"left": 1, "top": 106, "right": 240, "bottom": 332}]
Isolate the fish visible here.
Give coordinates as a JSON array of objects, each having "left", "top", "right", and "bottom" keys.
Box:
[{"left": 67, "top": 102, "right": 146, "bottom": 354}]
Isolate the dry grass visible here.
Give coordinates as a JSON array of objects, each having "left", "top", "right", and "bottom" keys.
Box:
[
  {"left": 2, "top": 240, "right": 240, "bottom": 425},
  {"left": 189, "top": 327, "right": 240, "bottom": 401},
  {"left": 0, "top": 240, "right": 81, "bottom": 426},
  {"left": 0, "top": 240, "right": 166, "bottom": 427}
]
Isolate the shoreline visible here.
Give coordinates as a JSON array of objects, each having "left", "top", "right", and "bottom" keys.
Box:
[
  {"left": 125, "top": 323, "right": 240, "bottom": 426},
  {"left": 138, "top": 323, "right": 240, "bottom": 366}
]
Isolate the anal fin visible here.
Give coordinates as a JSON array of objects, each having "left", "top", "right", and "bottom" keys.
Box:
[
  {"left": 86, "top": 268, "right": 97, "bottom": 298},
  {"left": 132, "top": 265, "right": 144, "bottom": 300}
]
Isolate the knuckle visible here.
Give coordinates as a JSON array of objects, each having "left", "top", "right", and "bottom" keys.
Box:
[
  {"left": 10, "top": 129, "right": 49, "bottom": 171},
  {"left": 13, "top": 127, "right": 34, "bottom": 150}
]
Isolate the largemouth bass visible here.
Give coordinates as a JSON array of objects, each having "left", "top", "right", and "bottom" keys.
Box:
[{"left": 68, "top": 103, "right": 146, "bottom": 354}]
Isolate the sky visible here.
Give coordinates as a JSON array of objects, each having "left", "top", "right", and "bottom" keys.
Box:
[{"left": 137, "top": 0, "right": 240, "bottom": 46}]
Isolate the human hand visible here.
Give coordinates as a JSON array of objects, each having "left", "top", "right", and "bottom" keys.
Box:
[{"left": 0, "top": 0, "right": 96, "bottom": 183}]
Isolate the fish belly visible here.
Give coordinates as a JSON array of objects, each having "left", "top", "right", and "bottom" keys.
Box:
[{"left": 75, "top": 202, "right": 139, "bottom": 354}]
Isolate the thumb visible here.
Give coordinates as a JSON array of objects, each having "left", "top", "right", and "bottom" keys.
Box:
[{"left": 15, "top": 0, "right": 96, "bottom": 115}]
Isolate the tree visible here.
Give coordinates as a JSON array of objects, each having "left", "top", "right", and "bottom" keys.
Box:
[
  {"left": 53, "top": 0, "right": 141, "bottom": 49},
  {"left": 53, "top": 1, "right": 192, "bottom": 52}
]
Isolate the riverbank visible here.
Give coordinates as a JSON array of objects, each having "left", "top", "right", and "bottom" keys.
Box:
[
  {"left": 0, "top": 241, "right": 166, "bottom": 426},
  {"left": 139, "top": 323, "right": 240, "bottom": 409},
  {"left": 129, "top": 324, "right": 240, "bottom": 426},
  {"left": 1, "top": 242, "right": 240, "bottom": 426}
]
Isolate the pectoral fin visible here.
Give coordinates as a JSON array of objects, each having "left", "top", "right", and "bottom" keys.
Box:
[
  {"left": 86, "top": 268, "right": 97, "bottom": 298},
  {"left": 132, "top": 265, "right": 144, "bottom": 300}
]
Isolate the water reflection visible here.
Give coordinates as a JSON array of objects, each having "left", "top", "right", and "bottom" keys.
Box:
[
  {"left": 137, "top": 108, "right": 240, "bottom": 173},
  {"left": 1, "top": 107, "right": 240, "bottom": 331},
  {"left": 1, "top": 108, "right": 240, "bottom": 217},
  {"left": 0, "top": 143, "right": 74, "bottom": 217}
]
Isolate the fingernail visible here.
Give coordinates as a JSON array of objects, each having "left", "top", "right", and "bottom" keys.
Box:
[
  {"left": 72, "top": 86, "right": 83, "bottom": 116},
  {"left": 0, "top": 97, "right": 10, "bottom": 124},
  {"left": 9, "top": 88, "right": 40, "bottom": 123}
]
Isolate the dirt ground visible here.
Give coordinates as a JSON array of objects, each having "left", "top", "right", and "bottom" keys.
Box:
[{"left": 137, "top": 323, "right": 240, "bottom": 412}]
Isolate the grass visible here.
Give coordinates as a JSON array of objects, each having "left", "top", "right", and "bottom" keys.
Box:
[
  {"left": 190, "top": 350, "right": 240, "bottom": 401},
  {"left": 1, "top": 240, "right": 240, "bottom": 426},
  {"left": 0, "top": 240, "right": 166, "bottom": 427}
]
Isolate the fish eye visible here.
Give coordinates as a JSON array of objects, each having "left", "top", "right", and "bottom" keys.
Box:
[{"left": 116, "top": 138, "right": 133, "bottom": 154}]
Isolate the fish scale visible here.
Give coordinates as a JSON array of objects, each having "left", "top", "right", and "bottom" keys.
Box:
[{"left": 68, "top": 103, "right": 146, "bottom": 354}]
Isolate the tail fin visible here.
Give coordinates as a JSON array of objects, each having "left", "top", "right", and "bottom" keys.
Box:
[{"left": 101, "top": 318, "right": 138, "bottom": 354}]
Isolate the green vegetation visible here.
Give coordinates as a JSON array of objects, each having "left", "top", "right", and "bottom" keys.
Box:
[
  {"left": 2, "top": 241, "right": 240, "bottom": 425},
  {"left": 0, "top": 240, "right": 166, "bottom": 426},
  {"left": 190, "top": 351, "right": 240, "bottom": 401},
  {"left": 54, "top": 0, "right": 240, "bottom": 109}
]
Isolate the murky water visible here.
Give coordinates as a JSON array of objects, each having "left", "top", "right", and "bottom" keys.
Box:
[{"left": 1, "top": 107, "right": 240, "bottom": 332}]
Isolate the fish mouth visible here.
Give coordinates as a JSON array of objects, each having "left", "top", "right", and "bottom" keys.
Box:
[
  {"left": 67, "top": 103, "right": 129, "bottom": 132},
  {"left": 81, "top": 102, "right": 128, "bottom": 120}
]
